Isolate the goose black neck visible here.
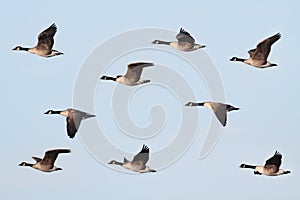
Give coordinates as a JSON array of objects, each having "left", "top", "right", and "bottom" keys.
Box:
[
  {"left": 22, "top": 162, "right": 33, "bottom": 167},
  {"left": 107, "top": 76, "right": 117, "bottom": 81},
  {"left": 240, "top": 164, "right": 256, "bottom": 169},
  {"left": 19, "top": 47, "right": 30, "bottom": 51},
  {"left": 109, "top": 160, "right": 123, "bottom": 166},
  {"left": 236, "top": 57, "right": 245, "bottom": 62},
  {"left": 52, "top": 110, "right": 62, "bottom": 114},
  {"left": 115, "top": 161, "right": 123, "bottom": 166},
  {"left": 101, "top": 76, "right": 117, "bottom": 81},
  {"left": 157, "top": 40, "right": 171, "bottom": 45}
]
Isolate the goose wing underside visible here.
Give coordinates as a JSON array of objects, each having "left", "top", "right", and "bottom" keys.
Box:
[
  {"left": 66, "top": 110, "right": 94, "bottom": 138},
  {"left": 40, "top": 149, "right": 70, "bottom": 167},
  {"left": 36, "top": 23, "right": 57, "bottom": 52},
  {"left": 252, "top": 33, "right": 281, "bottom": 61},
  {"left": 132, "top": 144, "right": 150, "bottom": 165},
  {"left": 211, "top": 103, "right": 227, "bottom": 126},
  {"left": 265, "top": 151, "right": 282, "bottom": 170},
  {"left": 124, "top": 62, "right": 153, "bottom": 82},
  {"left": 66, "top": 113, "right": 83, "bottom": 139},
  {"left": 176, "top": 28, "right": 195, "bottom": 44}
]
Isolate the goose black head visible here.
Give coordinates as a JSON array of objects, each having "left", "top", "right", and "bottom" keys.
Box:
[
  {"left": 230, "top": 57, "right": 238, "bottom": 61},
  {"left": 18, "top": 162, "right": 26, "bottom": 166},
  {"left": 152, "top": 40, "right": 160, "bottom": 44},
  {"left": 44, "top": 110, "right": 54, "bottom": 114},
  {"left": 185, "top": 102, "right": 194, "bottom": 107},
  {"left": 100, "top": 76, "right": 109, "bottom": 80},
  {"left": 12, "top": 46, "right": 22, "bottom": 51},
  {"left": 108, "top": 160, "right": 117, "bottom": 164},
  {"left": 18, "top": 162, "right": 32, "bottom": 167},
  {"left": 100, "top": 75, "right": 117, "bottom": 81}
]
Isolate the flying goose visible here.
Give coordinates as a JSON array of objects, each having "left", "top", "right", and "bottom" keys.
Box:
[
  {"left": 108, "top": 144, "right": 156, "bottom": 173},
  {"left": 19, "top": 149, "right": 70, "bottom": 172},
  {"left": 44, "top": 108, "right": 95, "bottom": 139},
  {"left": 12, "top": 23, "right": 63, "bottom": 57},
  {"left": 152, "top": 28, "right": 205, "bottom": 52},
  {"left": 240, "top": 151, "right": 291, "bottom": 176},
  {"left": 230, "top": 33, "right": 281, "bottom": 68},
  {"left": 100, "top": 62, "right": 154, "bottom": 86},
  {"left": 185, "top": 101, "right": 239, "bottom": 126}
]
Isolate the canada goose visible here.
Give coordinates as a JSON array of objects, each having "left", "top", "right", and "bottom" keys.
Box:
[
  {"left": 108, "top": 144, "right": 156, "bottom": 173},
  {"left": 152, "top": 28, "right": 205, "bottom": 52},
  {"left": 100, "top": 62, "right": 154, "bottom": 86},
  {"left": 230, "top": 33, "right": 281, "bottom": 68},
  {"left": 12, "top": 23, "right": 63, "bottom": 57},
  {"left": 185, "top": 101, "right": 239, "bottom": 126},
  {"left": 19, "top": 149, "right": 70, "bottom": 172},
  {"left": 240, "top": 151, "right": 291, "bottom": 176},
  {"left": 44, "top": 108, "right": 95, "bottom": 139}
]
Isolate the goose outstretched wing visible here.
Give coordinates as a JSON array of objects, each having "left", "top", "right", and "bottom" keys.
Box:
[
  {"left": 36, "top": 23, "right": 57, "bottom": 52},
  {"left": 176, "top": 28, "right": 195, "bottom": 44},
  {"left": 132, "top": 144, "right": 150, "bottom": 165},
  {"left": 252, "top": 33, "right": 281, "bottom": 61}
]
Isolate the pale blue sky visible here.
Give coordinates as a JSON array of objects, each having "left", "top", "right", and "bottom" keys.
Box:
[{"left": 1, "top": 0, "right": 300, "bottom": 199}]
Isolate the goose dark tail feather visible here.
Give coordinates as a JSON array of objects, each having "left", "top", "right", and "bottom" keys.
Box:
[
  {"left": 227, "top": 106, "right": 239, "bottom": 111},
  {"left": 85, "top": 114, "right": 96, "bottom": 119},
  {"left": 58, "top": 149, "right": 71, "bottom": 154}
]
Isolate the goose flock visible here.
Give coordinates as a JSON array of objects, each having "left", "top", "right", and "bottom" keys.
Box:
[{"left": 16, "top": 24, "right": 290, "bottom": 176}]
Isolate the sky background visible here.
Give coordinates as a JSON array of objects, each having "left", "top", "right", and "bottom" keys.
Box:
[{"left": 1, "top": 0, "right": 300, "bottom": 199}]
